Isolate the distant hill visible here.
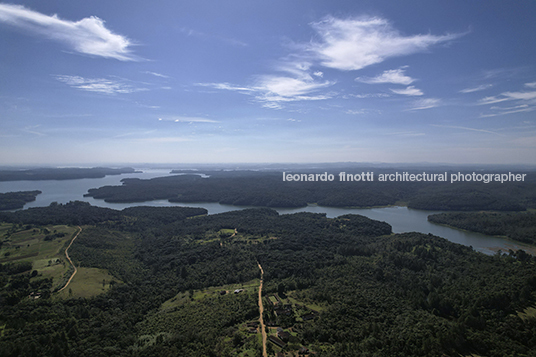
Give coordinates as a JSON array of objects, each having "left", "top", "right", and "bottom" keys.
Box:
[{"left": 0, "top": 167, "right": 138, "bottom": 181}]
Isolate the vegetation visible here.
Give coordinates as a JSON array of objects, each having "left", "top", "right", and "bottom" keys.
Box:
[
  {"left": 428, "top": 211, "right": 536, "bottom": 245},
  {"left": 0, "top": 167, "right": 138, "bottom": 181},
  {"left": 0, "top": 191, "right": 41, "bottom": 210},
  {"left": 84, "top": 169, "right": 536, "bottom": 211},
  {"left": 0, "top": 203, "right": 535, "bottom": 356}
]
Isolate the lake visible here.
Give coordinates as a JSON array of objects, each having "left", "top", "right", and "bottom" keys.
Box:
[{"left": 1, "top": 169, "right": 533, "bottom": 255}]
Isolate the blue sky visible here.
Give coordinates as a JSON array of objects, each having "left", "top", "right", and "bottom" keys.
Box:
[{"left": 1, "top": 0, "right": 536, "bottom": 165}]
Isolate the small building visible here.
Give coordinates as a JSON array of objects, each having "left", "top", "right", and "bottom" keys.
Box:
[
  {"left": 234, "top": 289, "right": 244, "bottom": 294},
  {"left": 277, "top": 330, "right": 290, "bottom": 342},
  {"left": 299, "top": 347, "right": 310, "bottom": 355},
  {"left": 268, "top": 335, "right": 286, "bottom": 348}
]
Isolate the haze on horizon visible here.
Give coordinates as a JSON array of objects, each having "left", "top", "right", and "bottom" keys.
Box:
[{"left": 1, "top": 0, "right": 536, "bottom": 165}]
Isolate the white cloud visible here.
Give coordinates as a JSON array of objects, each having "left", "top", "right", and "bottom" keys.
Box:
[
  {"left": 197, "top": 75, "right": 334, "bottom": 109},
  {"left": 502, "top": 91, "right": 536, "bottom": 101},
  {"left": 390, "top": 86, "right": 423, "bottom": 96},
  {"left": 159, "top": 116, "right": 219, "bottom": 123},
  {"left": 307, "top": 16, "right": 461, "bottom": 71},
  {"left": 346, "top": 93, "right": 390, "bottom": 99},
  {"left": 525, "top": 82, "right": 536, "bottom": 88},
  {"left": 261, "top": 102, "right": 283, "bottom": 110},
  {"left": 459, "top": 84, "right": 493, "bottom": 93},
  {"left": 410, "top": 98, "right": 441, "bottom": 110},
  {"left": 313, "top": 71, "right": 324, "bottom": 77},
  {"left": 55, "top": 75, "right": 146, "bottom": 94},
  {"left": 143, "top": 71, "right": 170, "bottom": 79},
  {"left": 356, "top": 67, "right": 415, "bottom": 85},
  {"left": 478, "top": 87, "right": 536, "bottom": 117},
  {"left": 0, "top": 4, "right": 138, "bottom": 60},
  {"left": 478, "top": 95, "right": 509, "bottom": 105},
  {"left": 255, "top": 75, "right": 332, "bottom": 98},
  {"left": 196, "top": 82, "right": 255, "bottom": 93},
  {"left": 346, "top": 109, "right": 366, "bottom": 115},
  {"left": 478, "top": 90, "right": 536, "bottom": 106}
]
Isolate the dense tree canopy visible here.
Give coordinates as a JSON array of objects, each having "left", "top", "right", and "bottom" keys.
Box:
[{"left": 1, "top": 203, "right": 535, "bottom": 356}]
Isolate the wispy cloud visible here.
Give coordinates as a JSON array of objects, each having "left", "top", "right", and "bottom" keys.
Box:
[
  {"left": 390, "top": 86, "right": 423, "bottom": 96},
  {"left": 254, "top": 75, "right": 333, "bottom": 99},
  {"left": 410, "top": 98, "right": 441, "bottom": 110},
  {"left": 197, "top": 73, "right": 334, "bottom": 108},
  {"left": 525, "top": 82, "right": 536, "bottom": 89},
  {"left": 345, "top": 93, "right": 390, "bottom": 99},
  {"left": 23, "top": 125, "right": 46, "bottom": 136},
  {"left": 356, "top": 67, "right": 415, "bottom": 85},
  {"left": 307, "top": 16, "right": 462, "bottom": 71},
  {"left": 143, "top": 71, "right": 170, "bottom": 79},
  {"left": 480, "top": 105, "right": 535, "bottom": 118},
  {"left": 0, "top": 4, "right": 138, "bottom": 61},
  {"left": 55, "top": 75, "right": 147, "bottom": 94},
  {"left": 195, "top": 15, "right": 462, "bottom": 110},
  {"left": 459, "top": 84, "right": 493, "bottom": 93},
  {"left": 158, "top": 116, "right": 219, "bottom": 123},
  {"left": 431, "top": 124, "right": 504, "bottom": 136},
  {"left": 196, "top": 82, "right": 256, "bottom": 93},
  {"left": 346, "top": 109, "right": 366, "bottom": 115},
  {"left": 478, "top": 87, "right": 536, "bottom": 117}
]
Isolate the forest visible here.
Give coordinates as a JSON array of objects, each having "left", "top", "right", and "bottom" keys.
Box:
[
  {"left": 0, "top": 167, "right": 138, "bottom": 181},
  {"left": 428, "top": 211, "right": 536, "bottom": 245},
  {"left": 0, "top": 191, "right": 41, "bottom": 210},
  {"left": 1, "top": 202, "right": 536, "bottom": 356},
  {"left": 84, "top": 169, "right": 536, "bottom": 211}
]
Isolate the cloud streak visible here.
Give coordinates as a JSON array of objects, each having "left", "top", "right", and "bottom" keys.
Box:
[
  {"left": 55, "top": 75, "right": 146, "bottom": 94},
  {"left": 478, "top": 86, "right": 536, "bottom": 117},
  {"left": 390, "top": 86, "right": 423, "bottom": 96},
  {"left": 431, "top": 124, "right": 504, "bottom": 136},
  {"left": 459, "top": 84, "right": 493, "bottom": 93},
  {"left": 0, "top": 4, "right": 138, "bottom": 60},
  {"left": 159, "top": 116, "right": 219, "bottom": 123},
  {"left": 356, "top": 67, "right": 415, "bottom": 85},
  {"left": 410, "top": 98, "right": 441, "bottom": 110}
]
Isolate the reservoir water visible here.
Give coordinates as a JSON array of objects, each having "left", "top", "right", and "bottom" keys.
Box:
[{"left": 1, "top": 169, "right": 533, "bottom": 255}]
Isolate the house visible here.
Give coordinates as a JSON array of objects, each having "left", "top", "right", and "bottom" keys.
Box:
[
  {"left": 277, "top": 330, "right": 290, "bottom": 342},
  {"left": 298, "top": 347, "right": 310, "bottom": 355},
  {"left": 268, "top": 335, "right": 286, "bottom": 348},
  {"left": 234, "top": 289, "right": 244, "bottom": 294}
]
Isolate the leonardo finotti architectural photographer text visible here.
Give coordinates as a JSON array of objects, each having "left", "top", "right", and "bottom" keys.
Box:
[{"left": 282, "top": 172, "right": 527, "bottom": 184}]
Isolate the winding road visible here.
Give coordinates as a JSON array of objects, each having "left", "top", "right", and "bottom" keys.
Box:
[
  {"left": 257, "top": 261, "right": 267, "bottom": 357},
  {"left": 58, "top": 226, "right": 82, "bottom": 293}
]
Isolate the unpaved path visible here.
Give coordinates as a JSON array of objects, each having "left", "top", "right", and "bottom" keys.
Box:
[
  {"left": 58, "top": 226, "right": 82, "bottom": 293},
  {"left": 257, "top": 261, "right": 267, "bottom": 357}
]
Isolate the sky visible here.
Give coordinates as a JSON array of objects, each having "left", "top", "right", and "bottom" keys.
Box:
[{"left": 1, "top": 0, "right": 536, "bottom": 165}]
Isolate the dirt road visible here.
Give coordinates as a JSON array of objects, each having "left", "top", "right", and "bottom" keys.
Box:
[
  {"left": 58, "top": 226, "right": 82, "bottom": 293},
  {"left": 257, "top": 261, "right": 267, "bottom": 357}
]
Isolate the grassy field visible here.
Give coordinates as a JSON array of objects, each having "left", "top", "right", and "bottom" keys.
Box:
[
  {"left": 161, "top": 278, "right": 260, "bottom": 310},
  {"left": 1, "top": 223, "right": 118, "bottom": 298},
  {"left": 55, "top": 267, "right": 121, "bottom": 299},
  {"left": 1, "top": 224, "right": 76, "bottom": 281}
]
